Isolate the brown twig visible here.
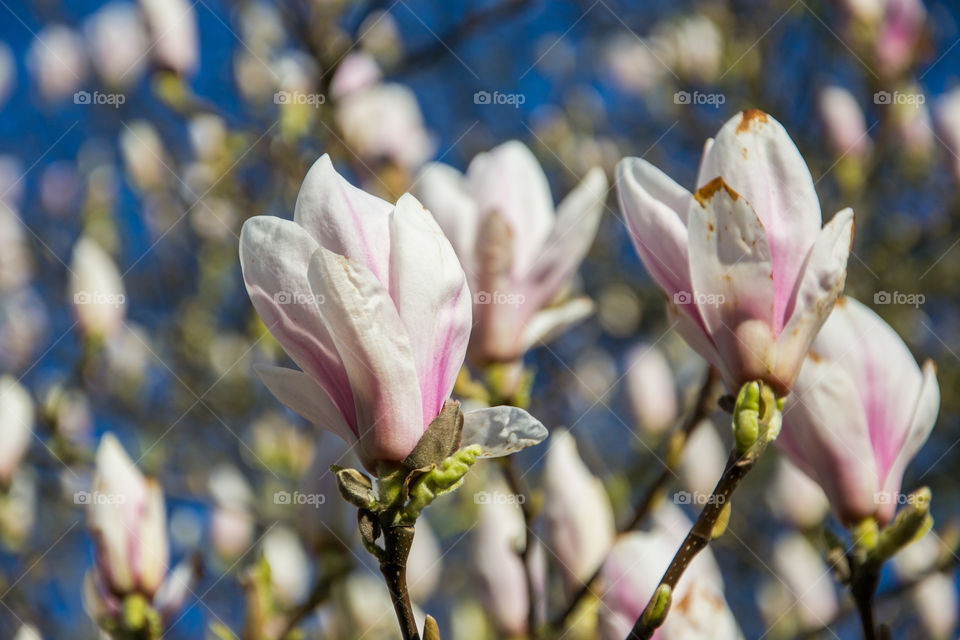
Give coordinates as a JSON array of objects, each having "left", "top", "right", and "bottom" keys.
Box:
[{"left": 379, "top": 525, "right": 420, "bottom": 640}]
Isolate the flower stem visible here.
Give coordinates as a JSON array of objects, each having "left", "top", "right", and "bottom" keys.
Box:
[
  {"left": 379, "top": 525, "right": 420, "bottom": 640},
  {"left": 851, "top": 566, "right": 879, "bottom": 640},
  {"left": 627, "top": 439, "right": 771, "bottom": 639}
]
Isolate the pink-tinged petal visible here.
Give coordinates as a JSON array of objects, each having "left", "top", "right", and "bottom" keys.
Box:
[
  {"left": 774, "top": 208, "right": 854, "bottom": 392},
  {"left": 687, "top": 178, "right": 777, "bottom": 392},
  {"left": 253, "top": 364, "right": 358, "bottom": 447},
  {"left": 878, "top": 360, "right": 939, "bottom": 524},
  {"left": 413, "top": 162, "right": 481, "bottom": 283},
  {"left": 523, "top": 167, "right": 607, "bottom": 310},
  {"left": 388, "top": 193, "right": 472, "bottom": 421},
  {"left": 697, "top": 110, "right": 821, "bottom": 331},
  {"left": 466, "top": 141, "right": 554, "bottom": 274},
  {"left": 239, "top": 216, "right": 355, "bottom": 426},
  {"left": 519, "top": 297, "right": 593, "bottom": 353},
  {"left": 616, "top": 157, "right": 692, "bottom": 297},
  {"left": 664, "top": 299, "right": 728, "bottom": 382},
  {"left": 779, "top": 357, "right": 879, "bottom": 525},
  {"left": 293, "top": 154, "right": 393, "bottom": 282},
  {"left": 306, "top": 246, "right": 423, "bottom": 463}
]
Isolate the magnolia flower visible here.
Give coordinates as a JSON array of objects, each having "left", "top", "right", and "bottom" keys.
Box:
[
  {"left": 139, "top": 0, "right": 198, "bottom": 75},
  {"left": 818, "top": 86, "right": 871, "bottom": 159},
  {"left": 69, "top": 237, "right": 126, "bottom": 339},
  {"left": 758, "top": 534, "right": 839, "bottom": 633},
  {"left": 26, "top": 25, "right": 87, "bottom": 100},
  {"left": 87, "top": 434, "right": 168, "bottom": 597},
  {"left": 679, "top": 419, "right": 727, "bottom": 499},
  {"left": 625, "top": 344, "right": 678, "bottom": 436},
  {"left": 0, "top": 376, "right": 34, "bottom": 484},
  {"left": 892, "top": 92, "right": 934, "bottom": 160},
  {"left": 778, "top": 297, "right": 939, "bottom": 526},
  {"left": 765, "top": 457, "right": 829, "bottom": 530},
  {"left": 13, "top": 625, "right": 41, "bottom": 640},
  {"left": 263, "top": 526, "right": 312, "bottom": 606},
  {"left": 416, "top": 141, "right": 607, "bottom": 366},
  {"left": 543, "top": 429, "right": 615, "bottom": 591},
  {"left": 617, "top": 110, "right": 854, "bottom": 396},
  {"left": 892, "top": 532, "right": 957, "bottom": 639},
  {"left": 208, "top": 465, "right": 254, "bottom": 561},
  {"left": 240, "top": 156, "right": 546, "bottom": 468},
  {"left": 0, "top": 204, "right": 32, "bottom": 292},
  {"left": 83, "top": 3, "right": 148, "bottom": 85},
  {"left": 599, "top": 503, "right": 741, "bottom": 640},
  {"left": 875, "top": 0, "right": 926, "bottom": 77}
]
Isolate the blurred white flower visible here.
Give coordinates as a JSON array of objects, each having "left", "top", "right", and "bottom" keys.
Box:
[
  {"left": 0, "top": 376, "right": 33, "bottom": 484},
  {"left": 679, "top": 419, "right": 727, "bottom": 499},
  {"left": 84, "top": 3, "right": 148, "bottom": 85},
  {"left": 262, "top": 526, "right": 312, "bottom": 606},
  {"left": 626, "top": 344, "right": 678, "bottom": 436},
  {"left": 139, "top": 0, "right": 198, "bottom": 75},
  {"left": 892, "top": 530, "right": 958, "bottom": 639},
  {"left": 209, "top": 465, "right": 255, "bottom": 561},
  {"left": 120, "top": 120, "right": 169, "bottom": 191},
  {"left": 818, "top": 86, "right": 871, "bottom": 159},
  {"left": 758, "top": 533, "right": 838, "bottom": 633},
  {"left": 26, "top": 25, "right": 88, "bottom": 100},
  {"left": 69, "top": 237, "right": 126, "bottom": 339},
  {"left": 13, "top": 624, "right": 41, "bottom": 640},
  {"left": 765, "top": 457, "right": 829, "bottom": 530},
  {"left": 0, "top": 205, "right": 32, "bottom": 292},
  {"left": 662, "top": 15, "right": 724, "bottom": 83}
]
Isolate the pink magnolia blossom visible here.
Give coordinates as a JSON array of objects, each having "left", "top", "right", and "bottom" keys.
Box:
[
  {"left": 617, "top": 110, "right": 854, "bottom": 396},
  {"left": 240, "top": 156, "right": 546, "bottom": 467},
  {"left": 818, "top": 86, "right": 871, "bottom": 160},
  {"left": 416, "top": 141, "right": 607, "bottom": 365},
  {"left": 778, "top": 296, "right": 939, "bottom": 526},
  {"left": 875, "top": 0, "right": 926, "bottom": 77},
  {"left": 625, "top": 344, "right": 678, "bottom": 436}
]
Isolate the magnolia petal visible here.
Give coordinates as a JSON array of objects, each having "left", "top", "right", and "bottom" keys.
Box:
[
  {"left": 774, "top": 208, "right": 854, "bottom": 392},
  {"left": 697, "top": 111, "right": 821, "bottom": 329},
  {"left": 687, "top": 178, "right": 776, "bottom": 389},
  {"left": 0, "top": 376, "right": 34, "bottom": 482},
  {"left": 664, "top": 299, "right": 729, "bottom": 383},
  {"left": 467, "top": 141, "right": 555, "bottom": 273},
  {"left": 461, "top": 406, "right": 548, "bottom": 458},
  {"left": 239, "top": 216, "right": 354, "bottom": 423},
  {"left": 137, "top": 479, "right": 169, "bottom": 596},
  {"left": 519, "top": 296, "right": 594, "bottom": 353},
  {"left": 524, "top": 167, "right": 607, "bottom": 309},
  {"left": 414, "top": 162, "right": 481, "bottom": 278},
  {"left": 293, "top": 154, "right": 393, "bottom": 282},
  {"left": 616, "top": 157, "right": 692, "bottom": 297},
  {"left": 878, "top": 359, "right": 939, "bottom": 524},
  {"left": 254, "top": 364, "right": 357, "bottom": 446},
  {"left": 154, "top": 560, "right": 197, "bottom": 619},
  {"left": 307, "top": 246, "right": 424, "bottom": 462},
  {"left": 388, "top": 193, "right": 472, "bottom": 421},
  {"left": 779, "top": 358, "right": 879, "bottom": 525}
]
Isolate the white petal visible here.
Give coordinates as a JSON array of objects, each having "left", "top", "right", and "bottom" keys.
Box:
[
  {"left": 0, "top": 376, "right": 33, "bottom": 482},
  {"left": 461, "top": 406, "right": 548, "bottom": 458},
  {"left": 413, "top": 162, "right": 481, "bottom": 278},
  {"left": 254, "top": 364, "right": 357, "bottom": 446},
  {"left": 519, "top": 296, "right": 594, "bottom": 353},
  {"left": 616, "top": 157, "right": 692, "bottom": 297},
  {"left": 307, "top": 246, "right": 424, "bottom": 462},
  {"left": 388, "top": 193, "right": 472, "bottom": 421}
]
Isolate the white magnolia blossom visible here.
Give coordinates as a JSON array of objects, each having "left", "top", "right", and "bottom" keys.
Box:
[
  {"left": 625, "top": 344, "right": 679, "bottom": 436},
  {"left": 0, "top": 376, "right": 34, "bottom": 484},
  {"left": 69, "top": 237, "right": 126, "bottom": 338},
  {"left": 139, "top": 0, "right": 199, "bottom": 75},
  {"left": 26, "top": 25, "right": 88, "bottom": 100},
  {"left": 84, "top": 3, "right": 148, "bottom": 85}
]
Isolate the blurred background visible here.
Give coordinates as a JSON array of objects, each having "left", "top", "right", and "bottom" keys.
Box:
[{"left": 0, "top": 0, "right": 959, "bottom": 638}]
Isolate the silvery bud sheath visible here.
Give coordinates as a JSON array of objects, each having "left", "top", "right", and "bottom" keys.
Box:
[
  {"left": 778, "top": 297, "right": 939, "bottom": 526},
  {"left": 617, "top": 110, "right": 854, "bottom": 396},
  {"left": 415, "top": 141, "right": 607, "bottom": 366}
]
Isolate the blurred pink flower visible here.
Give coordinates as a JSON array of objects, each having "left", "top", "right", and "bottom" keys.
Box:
[
  {"left": 617, "top": 110, "right": 854, "bottom": 396},
  {"left": 778, "top": 296, "right": 939, "bottom": 526},
  {"left": 818, "top": 86, "right": 871, "bottom": 159},
  {"left": 416, "top": 141, "right": 607, "bottom": 365},
  {"left": 875, "top": 0, "right": 926, "bottom": 77},
  {"left": 625, "top": 344, "right": 678, "bottom": 436},
  {"left": 241, "top": 156, "right": 544, "bottom": 467}
]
